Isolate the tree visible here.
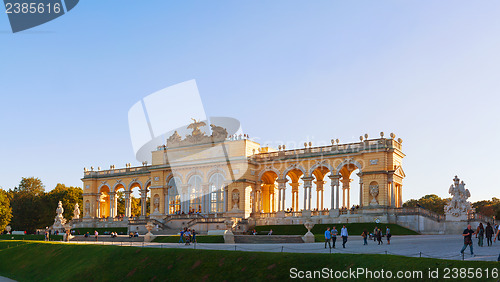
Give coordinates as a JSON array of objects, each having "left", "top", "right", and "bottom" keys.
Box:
[
  {"left": 403, "top": 194, "right": 449, "bottom": 214},
  {"left": 9, "top": 187, "right": 43, "bottom": 233},
  {"left": 0, "top": 190, "right": 12, "bottom": 233},
  {"left": 472, "top": 198, "right": 500, "bottom": 218},
  {"left": 39, "top": 184, "right": 83, "bottom": 227},
  {"left": 130, "top": 197, "right": 141, "bottom": 217},
  {"left": 15, "top": 177, "right": 44, "bottom": 196}
]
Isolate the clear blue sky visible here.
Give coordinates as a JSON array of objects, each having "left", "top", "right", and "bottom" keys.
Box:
[{"left": 0, "top": 1, "right": 499, "bottom": 203}]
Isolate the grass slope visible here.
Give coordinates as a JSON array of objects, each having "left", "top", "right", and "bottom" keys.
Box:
[
  {"left": 72, "top": 227, "right": 128, "bottom": 235},
  {"left": 0, "top": 241, "right": 498, "bottom": 281},
  {"left": 152, "top": 235, "right": 224, "bottom": 243},
  {"left": 0, "top": 234, "right": 63, "bottom": 241},
  {"left": 255, "top": 223, "right": 418, "bottom": 236}
]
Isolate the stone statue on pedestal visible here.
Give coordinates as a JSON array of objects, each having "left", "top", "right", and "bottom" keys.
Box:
[
  {"left": 51, "top": 201, "right": 67, "bottom": 232},
  {"left": 444, "top": 176, "right": 473, "bottom": 221},
  {"left": 72, "top": 203, "right": 80, "bottom": 220}
]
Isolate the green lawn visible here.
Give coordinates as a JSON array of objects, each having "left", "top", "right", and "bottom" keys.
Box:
[
  {"left": 255, "top": 223, "right": 418, "bottom": 236},
  {"left": 0, "top": 234, "right": 63, "bottom": 241},
  {"left": 72, "top": 227, "right": 128, "bottom": 235},
  {"left": 152, "top": 235, "right": 224, "bottom": 243},
  {"left": 0, "top": 241, "right": 498, "bottom": 281}
]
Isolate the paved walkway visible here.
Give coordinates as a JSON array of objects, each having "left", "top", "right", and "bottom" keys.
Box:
[
  {"left": 66, "top": 235, "right": 500, "bottom": 261},
  {"left": 0, "top": 276, "right": 16, "bottom": 282}
]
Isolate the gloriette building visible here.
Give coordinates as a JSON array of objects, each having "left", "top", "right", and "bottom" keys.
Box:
[{"left": 77, "top": 120, "right": 410, "bottom": 233}]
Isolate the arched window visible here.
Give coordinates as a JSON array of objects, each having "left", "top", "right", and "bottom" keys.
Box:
[
  {"left": 188, "top": 175, "right": 202, "bottom": 212},
  {"left": 209, "top": 173, "right": 225, "bottom": 213},
  {"left": 168, "top": 177, "right": 181, "bottom": 214}
]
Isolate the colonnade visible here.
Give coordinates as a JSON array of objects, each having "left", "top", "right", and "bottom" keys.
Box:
[{"left": 252, "top": 173, "right": 369, "bottom": 213}]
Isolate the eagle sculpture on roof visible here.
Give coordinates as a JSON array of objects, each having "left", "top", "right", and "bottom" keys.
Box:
[{"left": 187, "top": 118, "right": 206, "bottom": 136}]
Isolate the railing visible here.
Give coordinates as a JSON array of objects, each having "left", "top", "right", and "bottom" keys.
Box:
[
  {"left": 258, "top": 212, "right": 277, "bottom": 218},
  {"left": 284, "top": 211, "right": 302, "bottom": 217},
  {"left": 187, "top": 217, "right": 225, "bottom": 228},
  {"left": 393, "top": 207, "right": 445, "bottom": 222},
  {"left": 468, "top": 213, "right": 500, "bottom": 225},
  {"left": 253, "top": 138, "right": 402, "bottom": 161},
  {"left": 83, "top": 165, "right": 151, "bottom": 177}
]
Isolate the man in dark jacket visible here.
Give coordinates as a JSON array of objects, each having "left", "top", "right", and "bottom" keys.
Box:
[{"left": 460, "top": 224, "right": 475, "bottom": 256}]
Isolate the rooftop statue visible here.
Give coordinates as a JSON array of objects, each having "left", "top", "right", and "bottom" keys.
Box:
[
  {"left": 166, "top": 118, "right": 229, "bottom": 147},
  {"left": 187, "top": 118, "right": 206, "bottom": 137}
]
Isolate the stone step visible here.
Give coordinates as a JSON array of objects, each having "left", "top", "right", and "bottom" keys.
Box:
[{"left": 234, "top": 235, "right": 304, "bottom": 244}]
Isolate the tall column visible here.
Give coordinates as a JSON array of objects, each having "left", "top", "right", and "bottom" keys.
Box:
[
  {"left": 358, "top": 173, "right": 363, "bottom": 207},
  {"left": 341, "top": 178, "right": 352, "bottom": 208},
  {"left": 124, "top": 191, "right": 131, "bottom": 217},
  {"left": 165, "top": 190, "right": 169, "bottom": 215},
  {"left": 303, "top": 185, "right": 307, "bottom": 211},
  {"left": 202, "top": 184, "right": 210, "bottom": 214},
  {"left": 314, "top": 180, "right": 325, "bottom": 210},
  {"left": 290, "top": 182, "right": 300, "bottom": 212},
  {"left": 95, "top": 195, "right": 101, "bottom": 218},
  {"left": 398, "top": 185, "right": 403, "bottom": 207},
  {"left": 336, "top": 182, "right": 340, "bottom": 209},
  {"left": 302, "top": 177, "right": 313, "bottom": 210},
  {"left": 255, "top": 182, "right": 262, "bottom": 213},
  {"left": 140, "top": 190, "right": 147, "bottom": 217},
  {"left": 180, "top": 184, "right": 189, "bottom": 213},
  {"left": 329, "top": 175, "right": 340, "bottom": 210},
  {"left": 389, "top": 175, "right": 395, "bottom": 207},
  {"left": 277, "top": 179, "right": 287, "bottom": 211},
  {"left": 109, "top": 192, "right": 116, "bottom": 218}
]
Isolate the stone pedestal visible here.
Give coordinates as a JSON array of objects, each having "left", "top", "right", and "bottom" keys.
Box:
[
  {"left": 223, "top": 230, "right": 235, "bottom": 244},
  {"left": 302, "top": 210, "right": 311, "bottom": 217},
  {"left": 302, "top": 220, "right": 315, "bottom": 243},
  {"left": 144, "top": 222, "right": 156, "bottom": 242},
  {"left": 303, "top": 231, "right": 315, "bottom": 243},
  {"left": 223, "top": 218, "right": 235, "bottom": 244},
  {"left": 226, "top": 209, "right": 245, "bottom": 219},
  {"left": 445, "top": 213, "right": 468, "bottom": 222},
  {"left": 329, "top": 209, "right": 339, "bottom": 217}
]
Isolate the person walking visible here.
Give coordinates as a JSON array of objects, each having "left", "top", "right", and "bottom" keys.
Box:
[
  {"left": 179, "top": 229, "right": 185, "bottom": 243},
  {"left": 376, "top": 228, "right": 383, "bottom": 245},
  {"left": 373, "top": 227, "right": 378, "bottom": 242},
  {"left": 324, "top": 227, "right": 332, "bottom": 249},
  {"left": 460, "top": 224, "right": 475, "bottom": 256},
  {"left": 340, "top": 225, "right": 348, "bottom": 248},
  {"left": 485, "top": 222, "right": 494, "bottom": 246},
  {"left": 386, "top": 226, "right": 392, "bottom": 245},
  {"left": 94, "top": 230, "right": 99, "bottom": 242},
  {"left": 192, "top": 229, "right": 197, "bottom": 243},
  {"left": 331, "top": 227, "right": 338, "bottom": 248},
  {"left": 361, "top": 229, "right": 368, "bottom": 245},
  {"left": 476, "top": 223, "right": 484, "bottom": 247},
  {"left": 494, "top": 224, "right": 500, "bottom": 261}
]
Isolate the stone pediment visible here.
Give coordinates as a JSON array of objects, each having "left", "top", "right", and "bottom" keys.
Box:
[
  {"left": 166, "top": 119, "right": 228, "bottom": 148},
  {"left": 394, "top": 166, "right": 406, "bottom": 178}
]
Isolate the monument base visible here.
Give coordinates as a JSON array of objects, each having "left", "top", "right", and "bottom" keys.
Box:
[
  {"left": 223, "top": 230, "right": 235, "bottom": 244},
  {"left": 302, "top": 231, "right": 315, "bottom": 243}
]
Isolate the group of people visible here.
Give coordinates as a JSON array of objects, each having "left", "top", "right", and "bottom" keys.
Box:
[
  {"left": 325, "top": 225, "right": 391, "bottom": 248},
  {"left": 461, "top": 223, "right": 500, "bottom": 258},
  {"left": 324, "top": 225, "right": 349, "bottom": 249},
  {"left": 179, "top": 228, "right": 197, "bottom": 245},
  {"left": 472, "top": 222, "right": 498, "bottom": 247}
]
